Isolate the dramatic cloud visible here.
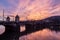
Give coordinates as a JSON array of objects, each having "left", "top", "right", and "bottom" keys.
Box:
[
  {"left": 9, "top": 0, "right": 60, "bottom": 20},
  {"left": 0, "top": 0, "right": 60, "bottom": 20},
  {"left": 15, "top": 0, "right": 53, "bottom": 20}
]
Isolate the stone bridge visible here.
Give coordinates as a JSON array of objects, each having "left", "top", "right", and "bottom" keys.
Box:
[{"left": 0, "top": 15, "right": 60, "bottom": 40}]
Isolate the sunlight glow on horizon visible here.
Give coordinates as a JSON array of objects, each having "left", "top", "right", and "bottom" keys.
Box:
[{"left": 0, "top": 0, "right": 60, "bottom": 21}]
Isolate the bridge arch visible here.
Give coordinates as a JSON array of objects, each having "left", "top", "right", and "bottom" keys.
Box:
[
  {"left": 20, "top": 25, "right": 26, "bottom": 32},
  {"left": 0, "top": 23, "right": 20, "bottom": 40},
  {"left": 0, "top": 25, "right": 5, "bottom": 35}
]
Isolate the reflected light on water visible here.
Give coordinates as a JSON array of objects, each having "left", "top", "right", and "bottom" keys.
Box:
[
  {"left": 20, "top": 26, "right": 26, "bottom": 32},
  {"left": 0, "top": 25, "right": 5, "bottom": 35},
  {"left": 19, "top": 29, "right": 60, "bottom": 40},
  {"left": 0, "top": 25, "right": 60, "bottom": 40}
]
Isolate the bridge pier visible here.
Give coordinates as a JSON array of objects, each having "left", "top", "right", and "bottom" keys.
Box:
[
  {"left": 19, "top": 23, "right": 36, "bottom": 36},
  {"left": 0, "top": 24, "right": 20, "bottom": 40}
]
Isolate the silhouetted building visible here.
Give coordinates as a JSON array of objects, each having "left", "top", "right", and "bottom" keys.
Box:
[
  {"left": 15, "top": 15, "right": 20, "bottom": 22},
  {"left": 6, "top": 16, "right": 10, "bottom": 22}
]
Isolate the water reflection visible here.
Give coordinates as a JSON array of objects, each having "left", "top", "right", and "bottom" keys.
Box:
[
  {"left": 0, "top": 25, "right": 60, "bottom": 40},
  {"left": 0, "top": 25, "right": 5, "bottom": 35},
  {"left": 20, "top": 25, "right": 26, "bottom": 32},
  {"left": 19, "top": 29, "right": 60, "bottom": 40}
]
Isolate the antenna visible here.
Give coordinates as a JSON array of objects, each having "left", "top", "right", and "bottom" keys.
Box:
[{"left": 3, "top": 9, "right": 4, "bottom": 21}]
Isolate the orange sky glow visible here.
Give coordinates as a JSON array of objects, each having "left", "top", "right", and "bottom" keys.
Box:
[{"left": 0, "top": 0, "right": 60, "bottom": 21}]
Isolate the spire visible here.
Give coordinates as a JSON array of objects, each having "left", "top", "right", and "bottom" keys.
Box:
[{"left": 3, "top": 9, "right": 4, "bottom": 21}]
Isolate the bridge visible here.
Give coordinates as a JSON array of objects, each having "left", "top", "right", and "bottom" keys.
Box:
[{"left": 0, "top": 15, "right": 60, "bottom": 40}]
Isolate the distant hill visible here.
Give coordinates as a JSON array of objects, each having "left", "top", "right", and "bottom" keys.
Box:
[{"left": 42, "top": 16, "right": 60, "bottom": 23}]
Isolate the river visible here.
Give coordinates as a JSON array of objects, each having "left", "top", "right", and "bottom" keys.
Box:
[
  {"left": 0, "top": 25, "right": 60, "bottom": 40},
  {"left": 19, "top": 29, "right": 60, "bottom": 40}
]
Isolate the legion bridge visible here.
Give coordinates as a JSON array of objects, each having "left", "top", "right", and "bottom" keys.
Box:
[{"left": 0, "top": 15, "right": 60, "bottom": 40}]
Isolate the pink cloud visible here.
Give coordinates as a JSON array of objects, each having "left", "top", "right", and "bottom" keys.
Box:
[
  {"left": 0, "top": 0, "right": 60, "bottom": 20},
  {"left": 12, "top": 0, "right": 53, "bottom": 20}
]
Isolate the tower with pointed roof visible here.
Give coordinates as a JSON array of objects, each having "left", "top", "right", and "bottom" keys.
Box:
[
  {"left": 15, "top": 15, "right": 20, "bottom": 22},
  {"left": 6, "top": 16, "right": 10, "bottom": 22}
]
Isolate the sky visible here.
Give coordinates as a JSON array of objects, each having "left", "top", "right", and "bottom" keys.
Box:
[
  {"left": 0, "top": 0, "right": 60, "bottom": 40},
  {"left": 0, "top": 0, "right": 60, "bottom": 20}
]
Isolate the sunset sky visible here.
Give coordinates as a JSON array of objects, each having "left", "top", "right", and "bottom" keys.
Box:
[
  {"left": 0, "top": 0, "right": 60, "bottom": 40},
  {"left": 0, "top": 0, "right": 60, "bottom": 20}
]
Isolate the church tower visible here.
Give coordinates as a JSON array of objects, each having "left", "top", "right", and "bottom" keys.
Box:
[{"left": 15, "top": 15, "right": 20, "bottom": 22}]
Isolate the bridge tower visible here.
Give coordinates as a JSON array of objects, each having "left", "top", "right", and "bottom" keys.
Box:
[
  {"left": 15, "top": 15, "right": 20, "bottom": 22},
  {"left": 0, "top": 15, "right": 20, "bottom": 40},
  {"left": 6, "top": 16, "right": 10, "bottom": 21},
  {"left": 15, "top": 15, "right": 20, "bottom": 40}
]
